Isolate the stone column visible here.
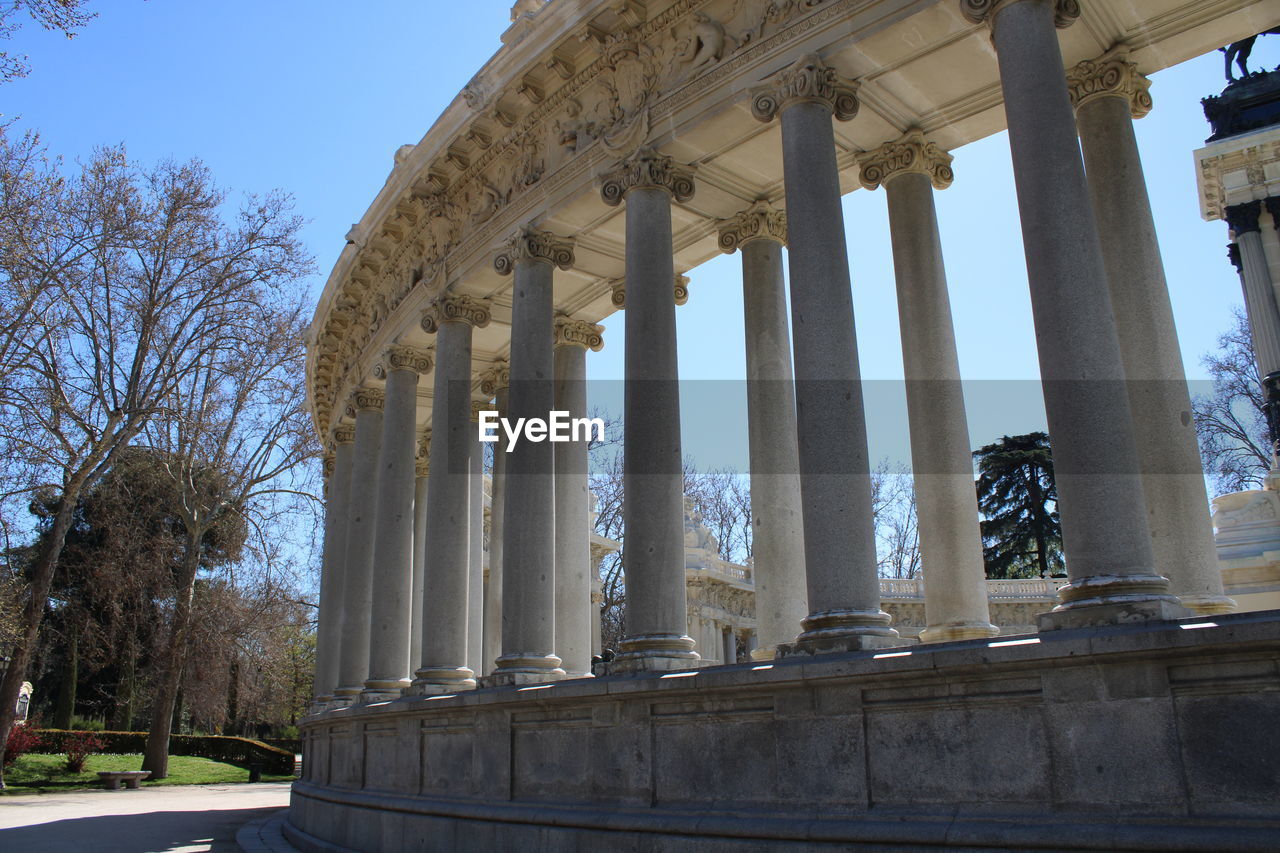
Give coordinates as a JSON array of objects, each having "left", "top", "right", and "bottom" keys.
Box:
[
  {"left": 858, "top": 132, "right": 999, "bottom": 643},
  {"left": 751, "top": 55, "right": 898, "bottom": 653},
  {"left": 1067, "top": 54, "right": 1235, "bottom": 615},
  {"left": 600, "top": 148, "right": 701, "bottom": 671},
  {"left": 960, "top": 0, "right": 1185, "bottom": 628},
  {"left": 553, "top": 316, "right": 604, "bottom": 679},
  {"left": 1228, "top": 201, "right": 1280, "bottom": 455},
  {"left": 467, "top": 400, "right": 486, "bottom": 676},
  {"left": 410, "top": 430, "right": 430, "bottom": 674},
  {"left": 718, "top": 201, "right": 809, "bottom": 659},
  {"left": 490, "top": 227, "right": 576, "bottom": 685},
  {"left": 721, "top": 629, "right": 736, "bottom": 666},
  {"left": 363, "top": 346, "right": 435, "bottom": 702},
  {"left": 409, "top": 294, "right": 491, "bottom": 695},
  {"left": 313, "top": 429, "right": 354, "bottom": 708},
  {"left": 333, "top": 387, "right": 384, "bottom": 704},
  {"left": 479, "top": 362, "right": 510, "bottom": 677}
]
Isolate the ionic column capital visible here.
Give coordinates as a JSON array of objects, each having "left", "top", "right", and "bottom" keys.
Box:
[
  {"left": 479, "top": 358, "right": 511, "bottom": 395},
  {"left": 332, "top": 424, "right": 356, "bottom": 445},
  {"left": 374, "top": 344, "right": 435, "bottom": 378},
  {"left": 1066, "top": 53, "right": 1153, "bottom": 118},
  {"left": 553, "top": 315, "right": 605, "bottom": 351},
  {"left": 322, "top": 452, "right": 336, "bottom": 479},
  {"left": 421, "top": 293, "right": 493, "bottom": 333},
  {"left": 493, "top": 226, "right": 575, "bottom": 275},
  {"left": 959, "top": 0, "right": 1080, "bottom": 29},
  {"left": 751, "top": 54, "right": 859, "bottom": 123},
  {"left": 857, "top": 130, "right": 954, "bottom": 191},
  {"left": 471, "top": 399, "right": 496, "bottom": 423},
  {"left": 1265, "top": 197, "right": 1280, "bottom": 232},
  {"left": 345, "top": 386, "right": 385, "bottom": 417},
  {"left": 599, "top": 147, "right": 696, "bottom": 206},
  {"left": 1226, "top": 200, "right": 1262, "bottom": 236},
  {"left": 609, "top": 275, "right": 689, "bottom": 308},
  {"left": 718, "top": 201, "right": 788, "bottom": 253},
  {"left": 415, "top": 429, "right": 431, "bottom": 477}
]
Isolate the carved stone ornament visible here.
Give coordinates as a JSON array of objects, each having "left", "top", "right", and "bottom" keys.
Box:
[
  {"left": 857, "top": 130, "right": 955, "bottom": 191},
  {"left": 374, "top": 344, "right": 435, "bottom": 378},
  {"left": 346, "top": 386, "right": 385, "bottom": 417},
  {"left": 599, "top": 147, "right": 696, "bottom": 206},
  {"left": 717, "top": 200, "right": 788, "bottom": 253},
  {"left": 553, "top": 315, "right": 605, "bottom": 351},
  {"left": 1225, "top": 200, "right": 1262, "bottom": 236},
  {"left": 959, "top": 0, "right": 1080, "bottom": 30},
  {"left": 610, "top": 274, "right": 690, "bottom": 308},
  {"left": 471, "top": 399, "right": 497, "bottom": 422},
  {"left": 322, "top": 452, "right": 336, "bottom": 479},
  {"left": 1066, "top": 54, "right": 1153, "bottom": 119},
  {"left": 416, "top": 430, "right": 432, "bottom": 477},
  {"left": 493, "top": 226, "right": 576, "bottom": 275},
  {"left": 333, "top": 425, "right": 356, "bottom": 445},
  {"left": 751, "top": 54, "right": 859, "bottom": 123},
  {"left": 480, "top": 359, "right": 511, "bottom": 395},
  {"left": 420, "top": 293, "right": 494, "bottom": 333}
]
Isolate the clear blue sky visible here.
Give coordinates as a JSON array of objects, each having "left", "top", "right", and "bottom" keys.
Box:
[{"left": 5, "top": 1, "right": 1278, "bottom": 473}]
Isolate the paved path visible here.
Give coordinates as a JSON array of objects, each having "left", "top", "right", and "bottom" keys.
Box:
[{"left": 0, "top": 782, "right": 293, "bottom": 852}]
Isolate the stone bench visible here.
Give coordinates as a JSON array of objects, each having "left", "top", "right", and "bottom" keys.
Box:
[{"left": 97, "top": 771, "right": 151, "bottom": 790}]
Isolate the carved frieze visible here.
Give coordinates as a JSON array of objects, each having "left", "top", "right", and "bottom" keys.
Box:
[
  {"left": 421, "top": 294, "right": 494, "bottom": 333},
  {"left": 857, "top": 130, "right": 955, "bottom": 191},
  {"left": 750, "top": 53, "right": 859, "bottom": 122},
  {"left": 553, "top": 315, "right": 606, "bottom": 351},
  {"left": 717, "top": 200, "right": 788, "bottom": 252},
  {"left": 599, "top": 147, "right": 696, "bottom": 205},
  {"left": 1066, "top": 53, "right": 1153, "bottom": 119},
  {"left": 493, "top": 227, "right": 576, "bottom": 275}
]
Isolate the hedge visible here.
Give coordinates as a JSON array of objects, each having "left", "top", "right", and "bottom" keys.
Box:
[{"left": 28, "top": 730, "right": 295, "bottom": 775}]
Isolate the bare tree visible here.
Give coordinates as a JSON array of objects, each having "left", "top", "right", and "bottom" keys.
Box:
[
  {"left": 1193, "top": 307, "right": 1271, "bottom": 495},
  {"left": 0, "top": 147, "right": 310, "bottom": 786},
  {"left": 140, "top": 291, "right": 318, "bottom": 778},
  {"left": 0, "top": 0, "right": 95, "bottom": 83},
  {"left": 872, "top": 463, "right": 920, "bottom": 579}
]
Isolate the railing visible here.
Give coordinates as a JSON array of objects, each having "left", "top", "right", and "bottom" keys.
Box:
[{"left": 703, "top": 560, "right": 1066, "bottom": 600}]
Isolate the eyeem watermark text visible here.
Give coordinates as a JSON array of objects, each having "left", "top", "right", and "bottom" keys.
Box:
[{"left": 479, "top": 411, "right": 605, "bottom": 451}]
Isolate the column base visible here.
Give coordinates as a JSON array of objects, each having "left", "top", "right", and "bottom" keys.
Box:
[
  {"left": 1038, "top": 599, "right": 1191, "bottom": 631},
  {"left": 778, "top": 609, "right": 901, "bottom": 658},
  {"left": 483, "top": 654, "right": 566, "bottom": 687},
  {"left": 607, "top": 634, "right": 700, "bottom": 674},
  {"left": 1176, "top": 593, "right": 1238, "bottom": 616},
  {"left": 919, "top": 621, "right": 1001, "bottom": 644},
  {"left": 329, "top": 687, "right": 361, "bottom": 708},
  {"left": 405, "top": 666, "right": 477, "bottom": 696},
  {"left": 359, "top": 678, "right": 411, "bottom": 704}
]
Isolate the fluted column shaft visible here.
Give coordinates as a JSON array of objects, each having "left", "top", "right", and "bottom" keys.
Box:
[
  {"left": 553, "top": 319, "right": 603, "bottom": 679},
  {"left": 313, "top": 436, "right": 353, "bottom": 706},
  {"left": 363, "top": 356, "right": 430, "bottom": 701},
  {"left": 860, "top": 134, "right": 998, "bottom": 643},
  {"left": 601, "top": 149, "right": 699, "bottom": 671},
  {"left": 334, "top": 392, "right": 384, "bottom": 701},
  {"left": 752, "top": 56, "right": 896, "bottom": 652},
  {"left": 718, "top": 203, "right": 808, "bottom": 659},
  {"left": 412, "top": 296, "right": 490, "bottom": 694},
  {"left": 968, "top": 0, "right": 1183, "bottom": 627},
  {"left": 493, "top": 229, "right": 574, "bottom": 684},
  {"left": 481, "top": 374, "right": 509, "bottom": 677},
  {"left": 1070, "top": 60, "right": 1234, "bottom": 615}
]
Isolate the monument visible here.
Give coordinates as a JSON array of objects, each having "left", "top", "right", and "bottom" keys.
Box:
[{"left": 293, "top": 2, "right": 1280, "bottom": 850}]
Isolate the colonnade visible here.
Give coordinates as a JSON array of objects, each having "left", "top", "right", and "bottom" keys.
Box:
[{"left": 310, "top": 0, "right": 1231, "bottom": 710}]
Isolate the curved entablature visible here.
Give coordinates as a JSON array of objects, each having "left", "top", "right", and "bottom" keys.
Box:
[{"left": 306, "top": 0, "right": 1272, "bottom": 444}]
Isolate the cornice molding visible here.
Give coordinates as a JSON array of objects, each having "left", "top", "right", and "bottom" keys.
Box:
[
  {"left": 493, "top": 226, "right": 576, "bottom": 275},
  {"left": 857, "top": 130, "right": 954, "bottom": 191},
  {"left": 718, "top": 201, "right": 788, "bottom": 252},
  {"left": 421, "top": 293, "right": 494, "bottom": 333},
  {"left": 599, "top": 147, "right": 696, "bottom": 206},
  {"left": 1066, "top": 53, "right": 1152, "bottom": 119},
  {"left": 751, "top": 53, "right": 859, "bottom": 123},
  {"left": 553, "top": 315, "right": 606, "bottom": 351}
]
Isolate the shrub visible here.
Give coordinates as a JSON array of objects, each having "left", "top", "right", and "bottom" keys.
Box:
[
  {"left": 64, "top": 732, "right": 104, "bottom": 773},
  {"left": 69, "top": 716, "right": 105, "bottom": 732},
  {"left": 3, "top": 723, "right": 42, "bottom": 767}
]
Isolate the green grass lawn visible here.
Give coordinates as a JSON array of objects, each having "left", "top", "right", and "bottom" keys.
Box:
[{"left": 1, "top": 753, "right": 295, "bottom": 794}]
